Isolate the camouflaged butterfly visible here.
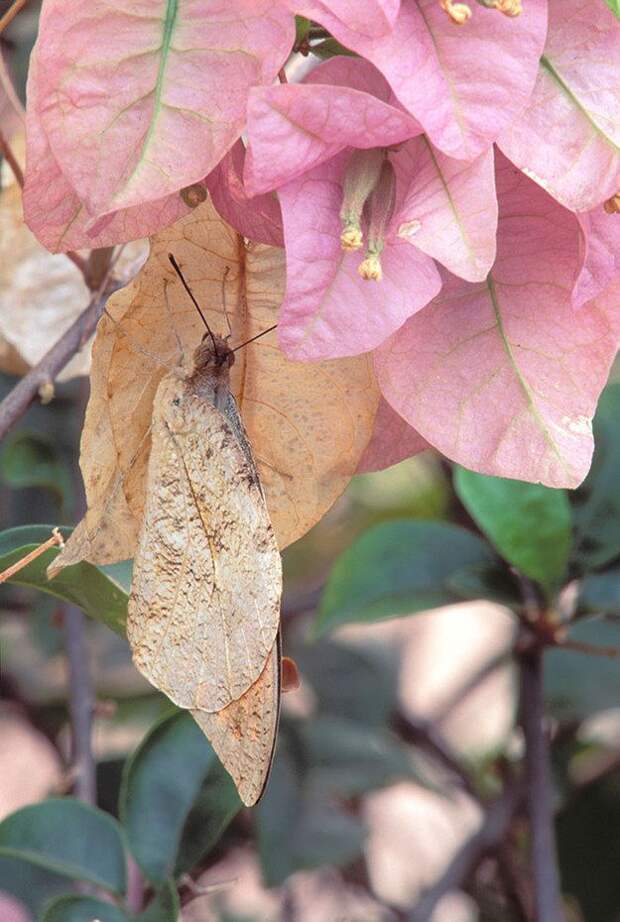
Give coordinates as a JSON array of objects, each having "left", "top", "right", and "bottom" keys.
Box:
[{"left": 127, "top": 257, "right": 282, "bottom": 806}]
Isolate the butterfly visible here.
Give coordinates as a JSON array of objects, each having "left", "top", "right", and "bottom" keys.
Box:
[{"left": 126, "top": 255, "right": 282, "bottom": 806}]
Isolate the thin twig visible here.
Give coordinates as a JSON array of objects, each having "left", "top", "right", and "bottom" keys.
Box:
[
  {"left": 0, "top": 281, "right": 120, "bottom": 440},
  {"left": 393, "top": 712, "right": 479, "bottom": 801},
  {"left": 0, "top": 0, "right": 28, "bottom": 35},
  {"left": 0, "top": 528, "right": 64, "bottom": 583},
  {"left": 518, "top": 643, "right": 563, "bottom": 922},
  {"left": 0, "top": 127, "right": 23, "bottom": 186},
  {"left": 558, "top": 637, "right": 619, "bottom": 658},
  {"left": 63, "top": 604, "right": 96, "bottom": 804},
  {"left": 411, "top": 780, "right": 523, "bottom": 921}
]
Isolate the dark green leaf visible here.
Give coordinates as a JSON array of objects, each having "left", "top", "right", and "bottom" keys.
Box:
[
  {"left": 0, "top": 799, "right": 127, "bottom": 894},
  {"left": 294, "top": 15, "right": 311, "bottom": 44},
  {"left": 572, "top": 381, "right": 620, "bottom": 570},
  {"left": 42, "top": 882, "right": 179, "bottom": 922},
  {"left": 293, "top": 638, "right": 398, "bottom": 726},
  {"left": 42, "top": 896, "right": 129, "bottom": 922},
  {"left": 0, "top": 855, "right": 69, "bottom": 916},
  {"left": 447, "top": 562, "right": 522, "bottom": 607},
  {"left": 603, "top": 0, "right": 620, "bottom": 20},
  {"left": 311, "top": 37, "right": 356, "bottom": 59},
  {"left": 0, "top": 432, "right": 71, "bottom": 506},
  {"left": 315, "top": 520, "right": 493, "bottom": 634},
  {"left": 578, "top": 569, "right": 620, "bottom": 615},
  {"left": 545, "top": 618, "right": 620, "bottom": 719},
  {"left": 120, "top": 711, "right": 240, "bottom": 884},
  {"left": 454, "top": 468, "right": 571, "bottom": 590},
  {"left": 299, "top": 716, "right": 428, "bottom": 796},
  {"left": 256, "top": 737, "right": 365, "bottom": 887},
  {"left": 0, "top": 525, "right": 128, "bottom": 636}
]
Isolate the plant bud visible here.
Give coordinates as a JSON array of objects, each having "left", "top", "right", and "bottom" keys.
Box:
[
  {"left": 495, "top": 0, "right": 522, "bottom": 15},
  {"left": 357, "top": 159, "right": 396, "bottom": 283},
  {"left": 358, "top": 253, "right": 383, "bottom": 281},
  {"left": 604, "top": 193, "right": 620, "bottom": 215}
]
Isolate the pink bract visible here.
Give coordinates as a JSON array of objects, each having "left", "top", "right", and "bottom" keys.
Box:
[
  {"left": 312, "top": 0, "right": 548, "bottom": 161},
  {"left": 374, "top": 153, "right": 619, "bottom": 489},
  {"left": 499, "top": 0, "right": 620, "bottom": 212},
  {"left": 574, "top": 209, "right": 620, "bottom": 310},
  {"left": 286, "top": 0, "right": 400, "bottom": 38},
  {"left": 357, "top": 398, "right": 428, "bottom": 473},
  {"left": 29, "top": 0, "right": 294, "bottom": 219}
]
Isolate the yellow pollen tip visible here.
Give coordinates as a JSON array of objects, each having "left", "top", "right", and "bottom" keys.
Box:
[
  {"left": 358, "top": 254, "right": 383, "bottom": 282},
  {"left": 603, "top": 193, "right": 620, "bottom": 215},
  {"left": 440, "top": 0, "right": 472, "bottom": 24},
  {"left": 495, "top": 0, "right": 522, "bottom": 15},
  {"left": 340, "top": 225, "right": 364, "bottom": 251}
]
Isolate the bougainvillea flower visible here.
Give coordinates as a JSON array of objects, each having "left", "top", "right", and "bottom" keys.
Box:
[
  {"left": 357, "top": 399, "right": 428, "bottom": 473},
  {"left": 245, "top": 57, "right": 497, "bottom": 360},
  {"left": 285, "top": 0, "right": 400, "bottom": 38},
  {"left": 498, "top": 0, "right": 620, "bottom": 212},
  {"left": 374, "top": 153, "right": 619, "bottom": 489},
  {"left": 305, "top": 0, "right": 548, "bottom": 161},
  {"left": 206, "top": 141, "right": 284, "bottom": 248},
  {"left": 27, "top": 0, "right": 294, "bottom": 223},
  {"left": 23, "top": 57, "right": 200, "bottom": 252},
  {"left": 573, "top": 208, "right": 620, "bottom": 310}
]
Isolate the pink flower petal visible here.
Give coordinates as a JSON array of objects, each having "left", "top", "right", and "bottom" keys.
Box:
[
  {"left": 23, "top": 57, "right": 193, "bottom": 252},
  {"left": 288, "top": 0, "right": 400, "bottom": 38},
  {"left": 357, "top": 398, "right": 428, "bottom": 473},
  {"left": 244, "top": 57, "right": 419, "bottom": 196},
  {"left": 277, "top": 152, "right": 441, "bottom": 360},
  {"left": 206, "top": 140, "right": 284, "bottom": 247},
  {"left": 498, "top": 0, "right": 620, "bottom": 211},
  {"left": 374, "top": 154, "right": 618, "bottom": 488},
  {"left": 392, "top": 138, "right": 497, "bottom": 282},
  {"left": 573, "top": 209, "right": 620, "bottom": 309},
  {"left": 316, "top": 0, "right": 547, "bottom": 161},
  {"left": 31, "top": 0, "right": 294, "bottom": 217}
]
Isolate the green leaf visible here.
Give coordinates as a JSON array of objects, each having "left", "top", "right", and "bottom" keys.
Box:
[
  {"left": 315, "top": 520, "right": 493, "bottom": 635},
  {"left": 0, "top": 432, "right": 71, "bottom": 505},
  {"left": 0, "top": 525, "right": 128, "bottom": 636},
  {"left": 293, "top": 638, "right": 398, "bottom": 726},
  {"left": 447, "top": 562, "right": 522, "bottom": 607},
  {"left": 578, "top": 569, "right": 620, "bottom": 615},
  {"left": 294, "top": 15, "right": 311, "bottom": 44},
  {"left": 545, "top": 618, "right": 620, "bottom": 719},
  {"left": 454, "top": 468, "right": 571, "bottom": 590},
  {"left": 42, "top": 896, "right": 129, "bottom": 922},
  {"left": 0, "top": 855, "right": 69, "bottom": 916},
  {"left": 256, "top": 736, "right": 365, "bottom": 887},
  {"left": 42, "top": 882, "right": 179, "bottom": 922},
  {"left": 603, "top": 0, "right": 620, "bottom": 20},
  {"left": 298, "top": 716, "right": 429, "bottom": 797},
  {"left": 311, "top": 37, "right": 356, "bottom": 59},
  {"left": 572, "top": 381, "right": 620, "bottom": 570},
  {"left": 120, "top": 711, "right": 240, "bottom": 884},
  {"left": 0, "top": 799, "right": 127, "bottom": 894}
]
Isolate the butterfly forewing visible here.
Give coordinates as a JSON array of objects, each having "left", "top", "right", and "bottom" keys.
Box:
[{"left": 127, "top": 369, "right": 281, "bottom": 714}]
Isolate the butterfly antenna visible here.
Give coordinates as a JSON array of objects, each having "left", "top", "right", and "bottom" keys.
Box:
[
  {"left": 168, "top": 253, "right": 219, "bottom": 357},
  {"left": 231, "top": 324, "right": 278, "bottom": 353}
]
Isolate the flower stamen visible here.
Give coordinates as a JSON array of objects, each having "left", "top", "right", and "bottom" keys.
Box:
[{"left": 340, "top": 148, "right": 385, "bottom": 251}]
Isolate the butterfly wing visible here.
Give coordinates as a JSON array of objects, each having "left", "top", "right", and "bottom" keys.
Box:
[
  {"left": 192, "top": 631, "right": 281, "bottom": 806},
  {"left": 127, "top": 372, "right": 282, "bottom": 712}
]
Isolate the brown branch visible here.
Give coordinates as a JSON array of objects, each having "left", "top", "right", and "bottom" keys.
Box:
[
  {"left": 63, "top": 604, "right": 96, "bottom": 804},
  {"left": 0, "top": 127, "right": 23, "bottom": 186},
  {"left": 0, "top": 528, "right": 64, "bottom": 583},
  {"left": 411, "top": 779, "right": 523, "bottom": 921},
  {"left": 558, "top": 637, "right": 619, "bottom": 658},
  {"left": 518, "top": 642, "right": 564, "bottom": 922},
  {"left": 0, "top": 281, "right": 120, "bottom": 441},
  {"left": 0, "top": 0, "right": 28, "bottom": 35},
  {"left": 393, "top": 712, "right": 479, "bottom": 801}
]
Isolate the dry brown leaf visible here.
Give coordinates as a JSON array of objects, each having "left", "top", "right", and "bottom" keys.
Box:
[
  {"left": 0, "top": 146, "right": 147, "bottom": 380},
  {"left": 192, "top": 635, "right": 281, "bottom": 807},
  {"left": 52, "top": 198, "right": 380, "bottom": 563},
  {"left": 126, "top": 338, "right": 281, "bottom": 712}
]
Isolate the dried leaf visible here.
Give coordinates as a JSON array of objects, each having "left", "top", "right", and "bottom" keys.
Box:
[
  {"left": 52, "top": 200, "right": 380, "bottom": 566},
  {"left": 192, "top": 636, "right": 281, "bottom": 807}
]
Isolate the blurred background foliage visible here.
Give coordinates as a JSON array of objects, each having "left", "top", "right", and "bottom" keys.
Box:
[{"left": 1, "top": 3, "right": 620, "bottom": 920}]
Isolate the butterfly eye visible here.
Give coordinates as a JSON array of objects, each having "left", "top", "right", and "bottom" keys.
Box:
[{"left": 172, "top": 397, "right": 181, "bottom": 407}]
